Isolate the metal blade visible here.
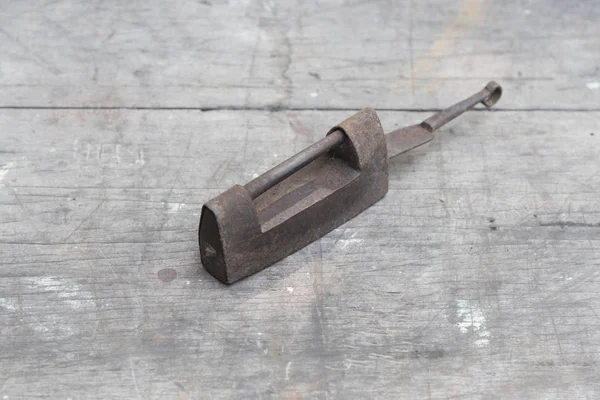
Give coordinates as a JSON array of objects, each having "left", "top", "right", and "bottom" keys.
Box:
[{"left": 385, "top": 124, "right": 434, "bottom": 159}]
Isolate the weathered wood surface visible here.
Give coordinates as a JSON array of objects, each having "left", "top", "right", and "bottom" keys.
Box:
[
  {"left": 2, "top": 0, "right": 600, "bottom": 398},
  {"left": 0, "top": 0, "right": 599, "bottom": 109},
  {"left": 1, "top": 109, "right": 599, "bottom": 398}
]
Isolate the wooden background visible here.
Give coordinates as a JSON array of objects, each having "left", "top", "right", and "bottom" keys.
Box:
[{"left": 1, "top": 0, "right": 599, "bottom": 398}]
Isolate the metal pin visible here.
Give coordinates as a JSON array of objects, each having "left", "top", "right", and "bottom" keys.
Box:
[{"left": 245, "top": 81, "right": 502, "bottom": 199}]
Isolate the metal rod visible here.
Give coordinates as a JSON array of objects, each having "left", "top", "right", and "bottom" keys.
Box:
[
  {"left": 421, "top": 81, "right": 502, "bottom": 132},
  {"left": 245, "top": 130, "right": 345, "bottom": 199},
  {"left": 244, "top": 81, "right": 501, "bottom": 199}
]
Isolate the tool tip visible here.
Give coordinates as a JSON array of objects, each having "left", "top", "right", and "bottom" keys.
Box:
[{"left": 482, "top": 81, "right": 502, "bottom": 108}]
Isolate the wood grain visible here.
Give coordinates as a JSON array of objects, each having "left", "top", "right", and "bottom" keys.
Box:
[
  {"left": 2, "top": 0, "right": 599, "bottom": 398},
  {"left": 0, "top": 0, "right": 598, "bottom": 109},
  {"left": 1, "top": 108, "right": 599, "bottom": 398}
]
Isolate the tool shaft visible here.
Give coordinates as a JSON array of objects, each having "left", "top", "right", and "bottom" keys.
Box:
[
  {"left": 421, "top": 81, "right": 502, "bottom": 132},
  {"left": 245, "top": 130, "right": 345, "bottom": 199},
  {"left": 385, "top": 81, "right": 502, "bottom": 159}
]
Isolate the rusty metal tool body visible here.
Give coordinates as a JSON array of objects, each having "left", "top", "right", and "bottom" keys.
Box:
[{"left": 199, "top": 82, "right": 502, "bottom": 283}]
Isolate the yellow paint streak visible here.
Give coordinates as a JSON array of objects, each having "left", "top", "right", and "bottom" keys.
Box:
[
  {"left": 427, "top": 0, "right": 482, "bottom": 58},
  {"left": 393, "top": 0, "right": 485, "bottom": 93}
]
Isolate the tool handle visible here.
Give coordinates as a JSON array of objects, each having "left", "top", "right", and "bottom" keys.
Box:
[{"left": 421, "top": 81, "right": 502, "bottom": 132}]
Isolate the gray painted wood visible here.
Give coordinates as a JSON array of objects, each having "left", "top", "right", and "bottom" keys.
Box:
[
  {"left": 2, "top": 0, "right": 600, "bottom": 398},
  {"left": 0, "top": 0, "right": 599, "bottom": 109},
  {"left": 1, "top": 108, "right": 599, "bottom": 398}
]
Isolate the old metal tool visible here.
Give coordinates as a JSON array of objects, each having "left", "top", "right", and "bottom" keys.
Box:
[{"left": 199, "top": 81, "right": 502, "bottom": 283}]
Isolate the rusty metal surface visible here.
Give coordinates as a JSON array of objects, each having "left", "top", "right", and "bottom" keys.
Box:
[
  {"left": 245, "top": 130, "right": 345, "bottom": 199},
  {"left": 385, "top": 81, "right": 502, "bottom": 158},
  {"left": 200, "top": 108, "right": 387, "bottom": 284},
  {"left": 199, "top": 82, "right": 503, "bottom": 283}
]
